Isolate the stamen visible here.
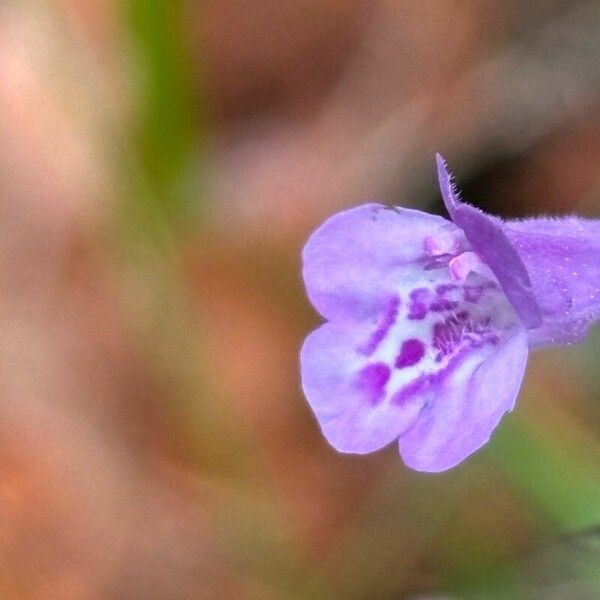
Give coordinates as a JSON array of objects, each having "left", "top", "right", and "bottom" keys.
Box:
[
  {"left": 424, "top": 229, "right": 463, "bottom": 256},
  {"left": 449, "top": 251, "right": 496, "bottom": 282}
]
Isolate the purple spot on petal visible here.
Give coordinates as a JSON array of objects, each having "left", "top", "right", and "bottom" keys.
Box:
[
  {"left": 354, "top": 362, "right": 391, "bottom": 405},
  {"left": 408, "top": 303, "right": 427, "bottom": 320},
  {"left": 436, "top": 284, "right": 457, "bottom": 296},
  {"left": 395, "top": 339, "right": 425, "bottom": 369},
  {"left": 431, "top": 284, "right": 459, "bottom": 311},
  {"left": 392, "top": 344, "right": 473, "bottom": 406},
  {"left": 430, "top": 299, "right": 458, "bottom": 312},
  {"left": 410, "top": 288, "right": 430, "bottom": 302},
  {"left": 408, "top": 288, "right": 431, "bottom": 320},
  {"left": 359, "top": 296, "right": 400, "bottom": 356}
]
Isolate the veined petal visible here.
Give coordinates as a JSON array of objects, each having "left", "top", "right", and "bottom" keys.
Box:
[
  {"left": 436, "top": 154, "right": 543, "bottom": 329},
  {"left": 505, "top": 217, "right": 600, "bottom": 346},
  {"left": 302, "top": 203, "right": 461, "bottom": 322},
  {"left": 398, "top": 327, "right": 528, "bottom": 472}
]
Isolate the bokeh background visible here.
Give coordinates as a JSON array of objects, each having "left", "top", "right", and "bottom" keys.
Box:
[{"left": 1, "top": 0, "right": 600, "bottom": 598}]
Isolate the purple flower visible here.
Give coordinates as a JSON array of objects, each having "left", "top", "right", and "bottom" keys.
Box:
[{"left": 300, "top": 154, "right": 600, "bottom": 472}]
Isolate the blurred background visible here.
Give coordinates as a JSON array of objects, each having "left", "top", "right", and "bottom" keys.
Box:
[{"left": 0, "top": 0, "right": 599, "bottom": 598}]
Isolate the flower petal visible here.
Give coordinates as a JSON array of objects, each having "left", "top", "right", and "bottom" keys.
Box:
[
  {"left": 505, "top": 217, "right": 600, "bottom": 346},
  {"left": 398, "top": 327, "right": 528, "bottom": 472},
  {"left": 300, "top": 321, "right": 426, "bottom": 453},
  {"left": 436, "top": 154, "right": 543, "bottom": 329},
  {"left": 302, "top": 203, "right": 458, "bottom": 322},
  {"left": 301, "top": 259, "right": 523, "bottom": 458}
]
